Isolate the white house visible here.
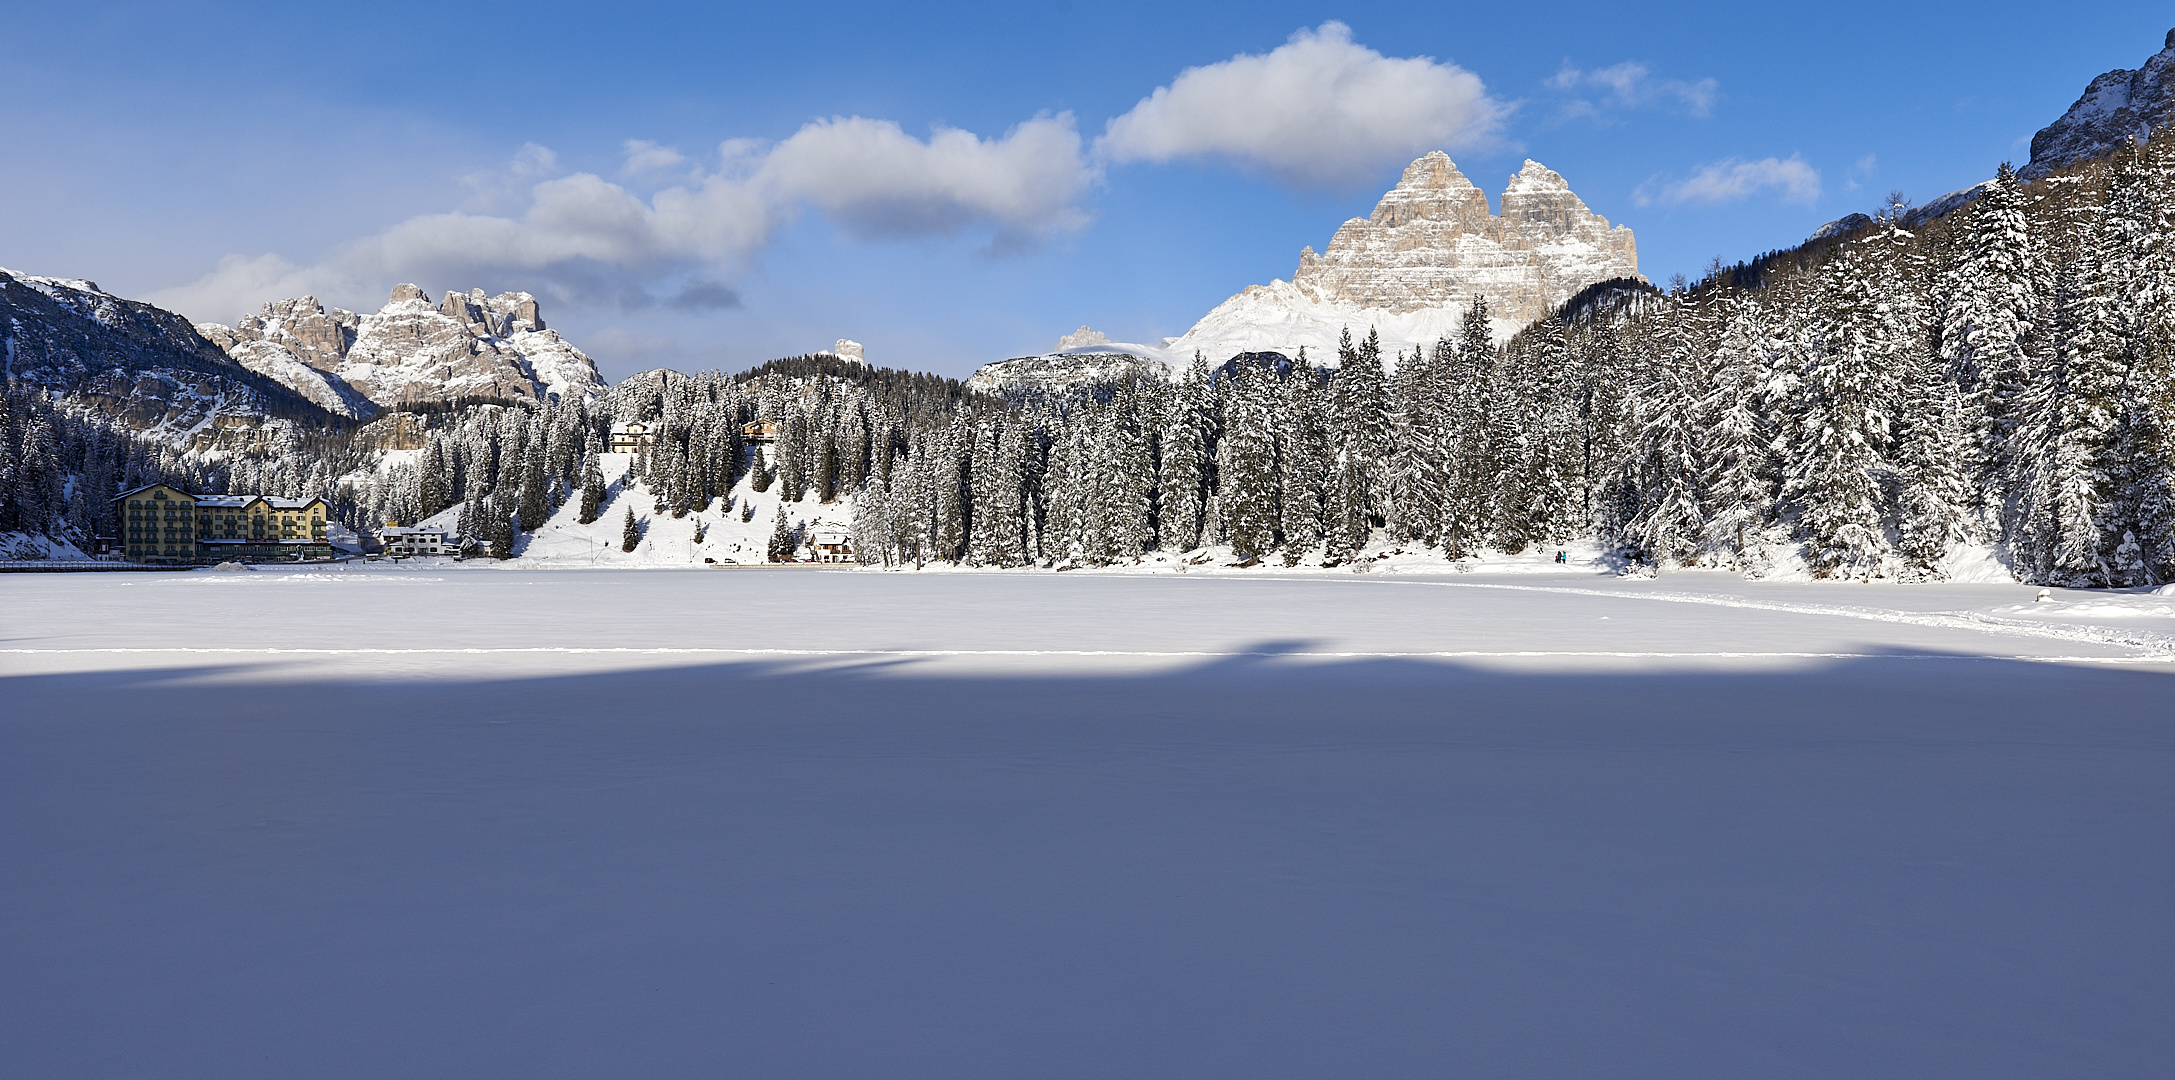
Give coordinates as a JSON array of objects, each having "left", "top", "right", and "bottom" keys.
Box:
[
  {"left": 380, "top": 526, "right": 461, "bottom": 557},
  {"left": 806, "top": 529, "right": 854, "bottom": 563},
  {"left": 609, "top": 420, "right": 655, "bottom": 454}
]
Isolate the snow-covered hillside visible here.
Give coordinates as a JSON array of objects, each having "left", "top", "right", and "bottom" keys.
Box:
[{"left": 438, "top": 452, "right": 854, "bottom": 567}]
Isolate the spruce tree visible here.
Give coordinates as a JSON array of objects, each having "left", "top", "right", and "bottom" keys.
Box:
[
  {"left": 578, "top": 454, "right": 605, "bottom": 525},
  {"left": 1217, "top": 359, "right": 1279, "bottom": 558},
  {"left": 1940, "top": 163, "right": 2040, "bottom": 536},
  {"left": 1790, "top": 244, "right": 1899, "bottom": 578},
  {"left": 1442, "top": 296, "right": 1496, "bottom": 557},
  {"left": 517, "top": 436, "right": 549, "bottom": 532},
  {"left": 621, "top": 505, "right": 640, "bottom": 553},
  {"left": 768, "top": 506, "right": 795, "bottom": 563}
]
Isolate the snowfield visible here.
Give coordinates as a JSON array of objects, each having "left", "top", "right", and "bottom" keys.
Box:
[{"left": 4, "top": 568, "right": 2171, "bottom": 1078}]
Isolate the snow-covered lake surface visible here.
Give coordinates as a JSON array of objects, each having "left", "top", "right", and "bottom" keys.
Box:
[{"left": 5, "top": 566, "right": 2172, "bottom": 1077}]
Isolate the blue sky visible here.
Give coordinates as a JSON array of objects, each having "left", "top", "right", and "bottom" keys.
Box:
[{"left": 3, "top": 3, "right": 2168, "bottom": 381}]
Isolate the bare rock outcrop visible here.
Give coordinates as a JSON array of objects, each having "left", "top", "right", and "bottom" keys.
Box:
[
  {"left": 2023, "top": 28, "right": 2175, "bottom": 181},
  {"left": 198, "top": 286, "right": 606, "bottom": 416}
]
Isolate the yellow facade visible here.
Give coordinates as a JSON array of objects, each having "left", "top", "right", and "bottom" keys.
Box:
[
  {"left": 117, "top": 484, "right": 197, "bottom": 562},
  {"left": 115, "top": 486, "right": 331, "bottom": 563}
]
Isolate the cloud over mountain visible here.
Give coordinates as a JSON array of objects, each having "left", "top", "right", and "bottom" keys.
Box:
[
  {"left": 152, "top": 114, "right": 1095, "bottom": 324},
  {"left": 1096, "top": 22, "right": 1503, "bottom": 187}
]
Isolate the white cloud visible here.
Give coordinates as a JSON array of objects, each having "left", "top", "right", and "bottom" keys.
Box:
[
  {"left": 457, "top": 141, "right": 565, "bottom": 212},
  {"left": 1547, "top": 61, "right": 1718, "bottom": 118},
  {"left": 758, "top": 114, "right": 1091, "bottom": 241},
  {"left": 1096, "top": 22, "right": 1502, "bottom": 187},
  {"left": 151, "top": 115, "right": 1096, "bottom": 323},
  {"left": 620, "top": 139, "right": 689, "bottom": 176},
  {"left": 1844, "top": 153, "right": 1878, "bottom": 193},
  {"left": 1635, "top": 156, "right": 1822, "bottom": 208}
]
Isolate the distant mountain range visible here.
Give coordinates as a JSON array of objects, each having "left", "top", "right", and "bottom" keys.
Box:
[
  {"left": 9, "top": 27, "right": 2172, "bottom": 437},
  {"left": 197, "top": 284, "right": 606, "bottom": 418}
]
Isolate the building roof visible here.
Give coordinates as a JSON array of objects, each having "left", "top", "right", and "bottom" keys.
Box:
[
  {"left": 193, "top": 495, "right": 326, "bottom": 510},
  {"left": 110, "top": 483, "right": 192, "bottom": 502}
]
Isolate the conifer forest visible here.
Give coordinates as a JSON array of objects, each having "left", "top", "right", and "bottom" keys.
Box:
[{"left": 5, "top": 138, "right": 2173, "bottom": 586}]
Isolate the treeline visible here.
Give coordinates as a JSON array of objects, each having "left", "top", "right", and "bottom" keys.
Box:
[
  {"left": 7, "top": 131, "right": 2171, "bottom": 583},
  {"left": 847, "top": 135, "right": 2175, "bottom": 583}
]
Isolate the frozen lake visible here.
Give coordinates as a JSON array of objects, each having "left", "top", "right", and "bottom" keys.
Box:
[{"left": 5, "top": 565, "right": 2172, "bottom": 1077}]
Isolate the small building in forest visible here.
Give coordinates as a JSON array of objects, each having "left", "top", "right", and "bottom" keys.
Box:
[
  {"left": 742, "top": 419, "right": 779, "bottom": 443},
  {"left": 806, "top": 529, "right": 854, "bottom": 563},
  {"left": 609, "top": 420, "right": 655, "bottom": 454},
  {"left": 380, "top": 526, "right": 461, "bottom": 557}
]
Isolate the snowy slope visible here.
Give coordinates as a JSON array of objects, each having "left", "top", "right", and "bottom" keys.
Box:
[{"left": 428, "top": 453, "right": 856, "bottom": 567}]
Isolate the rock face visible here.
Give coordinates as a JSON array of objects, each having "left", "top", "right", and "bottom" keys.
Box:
[
  {"left": 1, "top": 268, "right": 338, "bottom": 449},
  {"left": 2023, "top": 28, "right": 2175, "bottom": 181},
  {"left": 1170, "top": 153, "right": 1638, "bottom": 362},
  {"left": 198, "top": 286, "right": 607, "bottom": 418},
  {"left": 820, "top": 339, "right": 867, "bottom": 365}
]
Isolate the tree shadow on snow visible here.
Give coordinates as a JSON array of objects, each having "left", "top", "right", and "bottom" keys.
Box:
[{"left": 1, "top": 649, "right": 2171, "bottom": 1080}]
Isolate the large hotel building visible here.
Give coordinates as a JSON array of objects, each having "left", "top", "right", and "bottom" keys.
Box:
[{"left": 113, "top": 484, "right": 334, "bottom": 563}]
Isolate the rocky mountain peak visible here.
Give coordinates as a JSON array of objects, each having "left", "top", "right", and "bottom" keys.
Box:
[
  {"left": 1165, "top": 152, "right": 1639, "bottom": 365},
  {"left": 1366, "top": 150, "right": 1494, "bottom": 232},
  {"left": 1056, "top": 326, "right": 1111, "bottom": 350},
  {"left": 1506, "top": 159, "right": 1569, "bottom": 193},
  {"left": 197, "top": 285, "right": 604, "bottom": 417},
  {"left": 1287, "top": 153, "right": 1636, "bottom": 321},
  {"left": 2022, "top": 27, "right": 2175, "bottom": 180}
]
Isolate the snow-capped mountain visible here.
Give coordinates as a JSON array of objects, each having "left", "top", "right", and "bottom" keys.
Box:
[
  {"left": 1167, "top": 153, "right": 1639, "bottom": 361},
  {"left": 0, "top": 267, "right": 336, "bottom": 448},
  {"left": 2023, "top": 27, "right": 2175, "bottom": 181},
  {"left": 197, "top": 285, "right": 607, "bottom": 418},
  {"left": 967, "top": 327, "right": 1172, "bottom": 398}
]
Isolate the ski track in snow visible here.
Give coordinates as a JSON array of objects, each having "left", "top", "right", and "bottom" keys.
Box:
[{"left": 1362, "top": 578, "right": 2175, "bottom": 657}]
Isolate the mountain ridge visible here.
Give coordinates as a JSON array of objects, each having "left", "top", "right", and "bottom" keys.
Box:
[{"left": 197, "top": 285, "right": 607, "bottom": 419}]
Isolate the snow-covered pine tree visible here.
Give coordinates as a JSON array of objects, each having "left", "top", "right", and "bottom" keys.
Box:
[
  {"left": 517, "top": 434, "right": 550, "bottom": 531},
  {"left": 1790, "top": 242, "right": 1900, "bottom": 579},
  {"left": 1217, "top": 357, "right": 1279, "bottom": 558},
  {"left": 417, "top": 438, "right": 453, "bottom": 522},
  {"left": 1277, "top": 352, "right": 1331, "bottom": 562},
  {"left": 1697, "top": 291, "right": 1775, "bottom": 565},
  {"left": 1940, "top": 163, "right": 2041, "bottom": 538},
  {"left": 2038, "top": 217, "right": 2131, "bottom": 584},
  {"left": 578, "top": 446, "right": 605, "bottom": 525},
  {"left": 1156, "top": 353, "right": 1213, "bottom": 551},
  {"left": 621, "top": 505, "right": 640, "bottom": 553},
  {"left": 1441, "top": 296, "right": 1496, "bottom": 557},
  {"left": 1385, "top": 343, "right": 1443, "bottom": 546},
  {"left": 1621, "top": 294, "right": 1706, "bottom": 565}
]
